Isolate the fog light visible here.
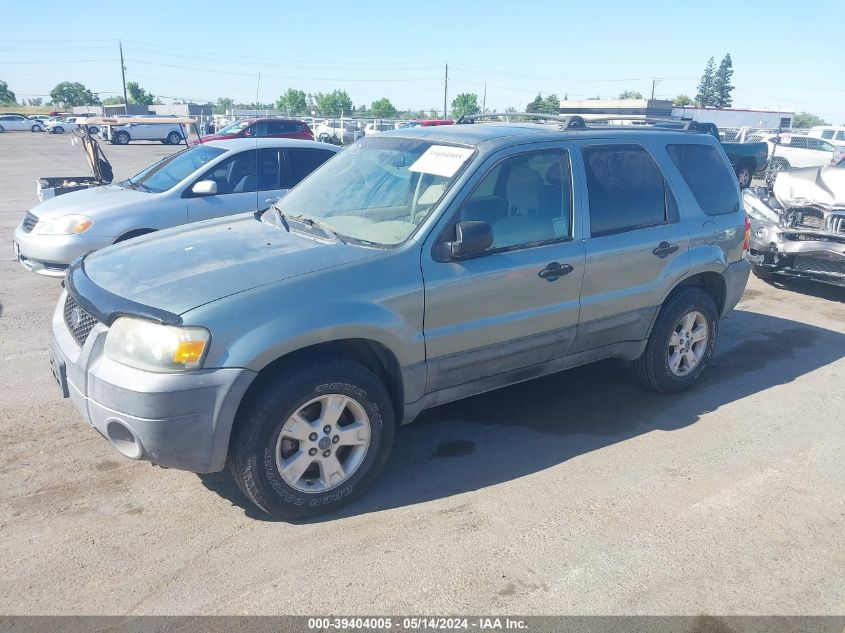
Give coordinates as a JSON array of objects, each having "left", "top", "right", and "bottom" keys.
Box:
[{"left": 755, "top": 227, "right": 767, "bottom": 239}]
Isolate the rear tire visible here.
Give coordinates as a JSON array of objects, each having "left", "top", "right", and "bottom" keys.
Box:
[
  {"left": 735, "top": 165, "right": 753, "bottom": 189},
  {"left": 228, "top": 358, "right": 395, "bottom": 520},
  {"left": 54, "top": 126, "right": 64, "bottom": 134},
  {"left": 31, "top": 124, "right": 42, "bottom": 132},
  {"left": 166, "top": 131, "right": 182, "bottom": 145},
  {"left": 634, "top": 287, "right": 718, "bottom": 393}
]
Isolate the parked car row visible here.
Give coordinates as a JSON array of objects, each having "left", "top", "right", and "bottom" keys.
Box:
[{"left": 14, "top": 119, "right": 753, "bottom": 520}]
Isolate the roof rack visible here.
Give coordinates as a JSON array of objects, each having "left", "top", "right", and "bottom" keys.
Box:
[{"left": 454, "top": 112, "right": 704, "bottom": 132}]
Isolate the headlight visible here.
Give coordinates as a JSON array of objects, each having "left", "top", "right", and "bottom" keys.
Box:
[
  {"left": 104, "top": 317, "right": 210, "bottom": 372},
  {"left": 34, "top": 214, "right": 94, "bottom": 235}
]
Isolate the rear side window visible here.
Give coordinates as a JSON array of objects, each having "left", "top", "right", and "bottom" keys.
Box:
[
  {"left": 286, "top": 149, "right": 335, "bottom": 187},
  {"left": 821, "top": 130, "right": 835, "bottom": 139},
  {"left": 666, "top": 144, "right": 739, "bottom": 215},
  {"left": 268, "top": 120, "right": 302, "bottom": 135},
  {"left": 584, "top": 144, "right": 674, "bottom": 237}
]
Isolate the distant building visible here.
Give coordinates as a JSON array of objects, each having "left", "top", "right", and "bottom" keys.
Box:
[
  {"left": 151, "top": 103, "right": 213, "bottom": 117},
  {"left": 672, "top": 106, "right": 793, "bottom": 129},
  {"left": 558, "top": 99, "right": 674, "bottom": 117}
]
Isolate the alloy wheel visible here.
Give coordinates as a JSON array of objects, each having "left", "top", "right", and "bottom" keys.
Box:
[{"left": 667, "top": 310, "right": 708, "bottom": 377}]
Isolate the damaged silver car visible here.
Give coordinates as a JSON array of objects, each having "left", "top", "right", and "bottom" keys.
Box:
[{"left": 744, "top": 165, "right": 845, "bottom": 286}]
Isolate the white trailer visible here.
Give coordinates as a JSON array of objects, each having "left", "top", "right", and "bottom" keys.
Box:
[{"left": 672, "top": 106, "right": 794, "bottom": 129}]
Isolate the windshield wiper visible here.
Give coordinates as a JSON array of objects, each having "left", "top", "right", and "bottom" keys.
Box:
[
  {"left": 288, "top": 214, "right": 346, "bottom": 244},
  {"left": 256, "top": 202, "right": 290, "bottom": 232}
]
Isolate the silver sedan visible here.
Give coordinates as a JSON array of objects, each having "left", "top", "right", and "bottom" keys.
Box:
[{"left": 13, "top": 138, "right": 340, "bottom": 276}]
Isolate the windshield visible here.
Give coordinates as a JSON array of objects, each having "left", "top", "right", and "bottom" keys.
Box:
[
  {"left": 216, "top": 121, "right": 250, "bottom": 135},
  {"left": 276, "top": 136, "right": 474, "bottom": 246},
  {"left": 126, "top": 145, "right": 226, "bottom": 193}
]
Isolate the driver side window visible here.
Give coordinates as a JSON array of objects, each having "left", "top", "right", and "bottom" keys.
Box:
[
  {"left": 198, "top": 150, "right": 257, "bottom": 195},
  {"left": 456, "top": 149, "right": 572, "bottom": 251}
]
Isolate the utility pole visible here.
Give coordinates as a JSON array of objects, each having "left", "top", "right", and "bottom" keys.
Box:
[
  {"left": 443, "top": 63, "right": 448, "bottom": 118},
  {"left": 482, "top": 83, "right": 486, "bottom": 114},
  {"left": 650, "top": 78, "right": 661, "bottom": 101},
  {"left": 119, "top": 41, "right": 128, "bottom": 113}
]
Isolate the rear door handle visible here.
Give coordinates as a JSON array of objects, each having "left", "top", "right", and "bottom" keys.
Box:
[
  {"left": 653, "top": 241, "right": 680, "bottom": 258},
  {"left": 538, "top": 262, "right": 574, "bottom": 281}
]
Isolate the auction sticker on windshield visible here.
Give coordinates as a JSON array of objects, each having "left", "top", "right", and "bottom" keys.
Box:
[{"left": 409, "top": 145, "right": 474, "bottom": 178}]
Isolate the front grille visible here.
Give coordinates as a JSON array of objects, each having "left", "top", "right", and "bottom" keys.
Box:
[
  {"left": 21, "top": 212, "right": 38, "bottom": 233},
  {"left": 828, "top": 214, "right": 845, "bottom": 235},
  {"left": 63, "top": 295, "right": 98, "bottom": 347},
  {"left": 794, "top": 257, "right": 845, "bottom": 276}
]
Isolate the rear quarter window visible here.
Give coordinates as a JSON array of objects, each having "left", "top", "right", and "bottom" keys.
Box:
[{"left": 666, "top": 143, "right": 739, "bottom": 216}]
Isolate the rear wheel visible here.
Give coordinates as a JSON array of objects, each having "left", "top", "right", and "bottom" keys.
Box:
[
  {"left": 54, "top": 126, "right": 64, "bottom": 134},
  {"left": 228, "top": 358, "right": 395, "bottom": 520},
  {"left": 735, "top": 164, "right": 753, "bottom": 189},
  {"left": 31, "top": 124, "right": 42, "bottom": 132},
  {"left": 166, "top": 131, "right": 182, "bottom": 145},
  {"left": 634, "top": 287, "right": 718, "bottom": 393}
]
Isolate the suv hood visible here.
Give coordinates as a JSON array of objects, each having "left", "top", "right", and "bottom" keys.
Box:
[
  {"left": 31, "top": 184, "right": 149, "bottom": 220},
  {"left": 82, "top": 213, "right": 381, "bottom": 315}
]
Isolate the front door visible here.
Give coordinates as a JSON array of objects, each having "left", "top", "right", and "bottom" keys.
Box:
[
  {"left": 187, "top": 148, "right": 289, "bottom": 222},
  {"left": 575, "top": 141, "right": 690, "bottom": 351},
  {"left": 421, "top": 145, "right": 585, "bottom": 393}
]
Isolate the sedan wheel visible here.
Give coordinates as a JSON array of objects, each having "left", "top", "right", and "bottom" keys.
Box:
[
  {"left": 736, "top": 166, "right": 752, "bottom": 189},
  {"left": 31, "top": 124, "right": 42, "bottom": 132}
]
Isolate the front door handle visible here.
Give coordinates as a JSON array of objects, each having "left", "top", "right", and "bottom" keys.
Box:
[
  {"left": 653, "top": 241, "right": 680, "bottom": 258},
  {"left": 538, "top": 261, "right": 574, "bottom": 281}
]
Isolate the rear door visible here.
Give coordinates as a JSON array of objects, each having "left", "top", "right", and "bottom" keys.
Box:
[{"left": 574, "top": 140, "right": 690, "bottom": 352}]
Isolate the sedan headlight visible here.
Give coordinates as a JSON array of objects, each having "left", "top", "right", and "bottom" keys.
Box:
[
  {"left": 104, "top": 317, "right": 210, "bottom": 372},
  {"left": 34, "top": 214, "right": 94, "bottom": 235}
]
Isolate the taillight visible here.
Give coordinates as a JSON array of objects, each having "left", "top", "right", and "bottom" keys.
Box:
[{"left": 743, "top": 214, "right": 751, "bottom": 252}]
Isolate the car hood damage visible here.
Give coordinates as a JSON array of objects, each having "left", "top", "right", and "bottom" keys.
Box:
[{"left": 744, "top": 166, "right": 845, "bottom": 286}]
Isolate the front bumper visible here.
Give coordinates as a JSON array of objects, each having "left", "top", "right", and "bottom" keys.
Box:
[
  {"left": 748, "top": 220, "right": 845, "bottom": 286},
  {"left": 13, "top": 223, "right": 114, "bottom": 277},
  {"left": 50, "top": 291, "right": 256, "bottom": 472}
]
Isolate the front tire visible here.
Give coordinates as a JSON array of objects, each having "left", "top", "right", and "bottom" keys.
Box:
[
  {"left": 228, "top": 358, "right": 395, "bottom": 520},
  {"left": 113, "top": 131, "right": 130, "bottom": 145},
  {"left": 634, "top": 287, "right": 718, "bottom": 393},
  {"left": 54, "top": 126, "right": 64, "bottom": 134},
  {"left": 31, "top": 124, "right": 42, "bottom": 132}
]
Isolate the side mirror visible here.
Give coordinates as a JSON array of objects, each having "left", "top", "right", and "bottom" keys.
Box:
[
  {"left": 443, "top": 221, "right": 493, "bottom": 259},
  {"left": 191, "top": 180, "right": 218, "bottom": 196},
  {"left": 243, "top": 128, "right": 253, "bottom": 137}
]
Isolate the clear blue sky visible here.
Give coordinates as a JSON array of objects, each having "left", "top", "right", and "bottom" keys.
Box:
[{"left": 2, "top": 0, "right": 843, "bottom": 121}]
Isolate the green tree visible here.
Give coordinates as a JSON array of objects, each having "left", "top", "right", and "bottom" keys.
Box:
[
  {"left": 311, "top": 90, "right": 353, "bottom": 116},
  {"left": 792, "top": 112, "right": 829, "bottom": 128},
  {"left": 50, "top": 82, "right": 100, "bottom": 107},
  {"left": 102, "top": 96, "right": 125, "bottom": 105},
  {"left": 277, "top": 88, "right": 307, "bottom": 115},
  {"left": 526, "top": 92, "right": 544, "bottom": 113},
  {"left": 27, "top": 97, "right": 43, "bottom": 106},
  {"left": 451, "top": 92, "right": 480, "bottom": 118},
  {"left": 543, "top": 93, "right": 560, "bottom": 113},
  {"left": 673, "top": 94, "right": 693, "bottom": 106},
  {"left": 695, "top": 57, "right": 717, "bottom": 107},
  {"left": 371, "top": 97, "right": 397, "bottom": 118},
  {"left": 712, "top": 53, "right": 734, "bottom": 108},
  {"left": 126, "top": 81, "right": 154, "bottom": 105},
  {"left": 214, "top": 97, "right": 234, "bottom": 114},
  {"left": 618, "top": 90, "right": 643, "bottom": 99},
  {"left": 0, "top": 80, "right": 17, "bottom": 104}
]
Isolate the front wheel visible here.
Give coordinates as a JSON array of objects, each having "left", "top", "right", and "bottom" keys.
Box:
[
  {"left": 53, "top": 126, "right": 64, "bottom": 134},
  {"left": 634, "top": 287, "right": 718, "bottom": 393},
  {"left": 228, "top": 359, "right": 395, "bottom": 520},
  {"left": 31, "top": 124, "right": 42, "bottom": 132},
  {"left": 113, "top": 131, "right": 130, "bottom": 145}
]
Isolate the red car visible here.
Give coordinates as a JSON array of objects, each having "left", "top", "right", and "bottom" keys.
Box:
[{"left": 189, "top": 117, "right": 313, "bottom": 146}]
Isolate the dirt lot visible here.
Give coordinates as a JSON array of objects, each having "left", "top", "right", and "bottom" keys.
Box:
[{"left": 0, "top": 132, "right": 843, "bottom": 615}]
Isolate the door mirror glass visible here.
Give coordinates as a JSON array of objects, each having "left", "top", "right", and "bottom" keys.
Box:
[
  {"left": 191, "top": 180, "right": 218, "bottom": 196},
  {"left": 444, "top": 221, "right": 493, "bottom": 259}
]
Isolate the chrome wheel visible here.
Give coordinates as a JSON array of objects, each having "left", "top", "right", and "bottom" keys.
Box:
[
  {"left": 274, "top": 393, "right": 371, "bottom": 493},
  {"left": 668, "top": 310, "right": 708, "bottom": 377}
]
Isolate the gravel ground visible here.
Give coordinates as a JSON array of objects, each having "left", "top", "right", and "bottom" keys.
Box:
[{"left": 0, "top": 132, "right": 843, "bottom": 616}]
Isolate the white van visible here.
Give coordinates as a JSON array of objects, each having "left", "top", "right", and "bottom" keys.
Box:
[{"left": 808, "top": 126, "right": 845, "bottom": 146}]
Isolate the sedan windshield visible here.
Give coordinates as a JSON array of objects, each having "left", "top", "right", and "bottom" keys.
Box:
[
  {"left": 126, "top": 145, "right": 226, "bottom": 193},
  {"left": 276, "top": 137, "right": 474, "bottom": 246}
]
